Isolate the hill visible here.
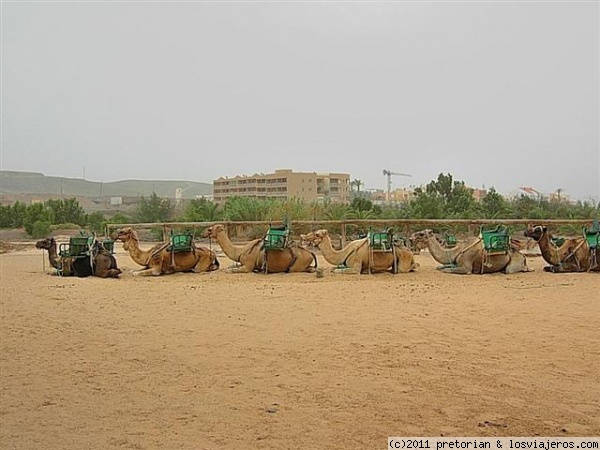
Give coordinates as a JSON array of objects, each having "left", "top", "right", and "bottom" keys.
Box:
[{"left": 0, "top": 171, "right": 212, "bottom": 199}]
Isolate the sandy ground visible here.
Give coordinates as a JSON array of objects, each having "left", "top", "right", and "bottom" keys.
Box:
[{"left": 1, "top": 242, "right": 599, "bottom": 450}]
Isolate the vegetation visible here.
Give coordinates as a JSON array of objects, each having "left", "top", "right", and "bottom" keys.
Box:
[{"left": 1, "top": 174, "right": 597, "bottom": 239}]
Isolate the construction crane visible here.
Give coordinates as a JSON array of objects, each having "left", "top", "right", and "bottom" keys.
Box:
[{"left": 383, "top": 170, "right": 412, "bottom": 205}]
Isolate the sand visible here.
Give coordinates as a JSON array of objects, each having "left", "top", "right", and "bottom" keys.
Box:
[{"left": 1, "top": 244, "right": 599, "bottom": 449}]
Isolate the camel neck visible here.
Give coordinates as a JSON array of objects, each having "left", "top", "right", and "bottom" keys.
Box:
[
  {"left": 318, "top": 235, "right": 354, "bottom": 266},
  {"left": 214, "top": 230, "right": 244, "bottom": 262},
  {"left": 47, "top": 243, "right": 60, "bottom": 269},
  {"left": 126, "top": 235, "right": 153, "bottom": 265}
]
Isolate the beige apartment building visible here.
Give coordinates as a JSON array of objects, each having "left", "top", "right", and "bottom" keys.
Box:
[{"left": 213, "top": 169, "right": 350, "bottom": 204}]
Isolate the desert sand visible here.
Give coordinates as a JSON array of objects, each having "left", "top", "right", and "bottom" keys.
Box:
[{"left": 1, "top": 243, "right": 599, "bottom": 449}]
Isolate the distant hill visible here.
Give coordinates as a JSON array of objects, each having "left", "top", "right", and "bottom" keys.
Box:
[{"left": 0, "top": 171, "right": 212, "bottom": 199}]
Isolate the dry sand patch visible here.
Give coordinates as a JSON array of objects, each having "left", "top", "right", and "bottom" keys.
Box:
[{"left": 1, "top": 248, "right": 598, "bottom": 449}]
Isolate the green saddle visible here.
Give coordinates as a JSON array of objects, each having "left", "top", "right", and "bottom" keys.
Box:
[
  {"left": 100, "top": 239, "right": 115, "bottom": 254},
  {"left": 444, "top": 234, "right": 458, "bottom": 248},
  {"left": 480, "top": 225, "right": 510, "bottom": 254},
  {"left": 369, "top": 228, "right": 394, "bottom": 252},
  {"left": 170, "top": 233, "right": 194, "bottom": 252},
  {"left": 583, "top": 227, "right": 599, "bottom": 249},
  {"left": 264, "top": 225, "right": 290, "bottom": 251},
  {"left": 59, "top": 232, "right": 95, "bottom": 258}
]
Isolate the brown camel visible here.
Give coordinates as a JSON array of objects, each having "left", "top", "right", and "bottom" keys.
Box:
[
  {"left": 35, "top": 237, "right": 122, "bottom": 278},
  {"left": 438, "top": 237, "right": 530, "bottom": 274},
  {"left": 112, "top": 227, "right": 219, "bottom": 276},
  {"left": 524, "top": 225, "right": 598, "bottom": 272},
  {"left": 202, "top": 224, "right": 317, "bottom": 273},
  {"left": 300, "top": 229, "right": 418, "bottom": 274},
  {"left": 409, "top": 229, "right": 480, "bottom": 269}
]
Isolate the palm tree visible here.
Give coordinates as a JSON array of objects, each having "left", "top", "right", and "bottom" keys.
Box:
[{"left": 352, "top": 179, "right": 363, "bottom": 195}]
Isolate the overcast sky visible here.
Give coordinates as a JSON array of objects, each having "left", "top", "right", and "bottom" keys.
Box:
[{"left": 2, "top": 1, "right": 598, "bottom": 201}]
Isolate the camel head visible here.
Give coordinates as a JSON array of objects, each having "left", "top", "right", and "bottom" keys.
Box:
[
  {"left": 35, "top": 237, "right": 56, "bottom": 251},
  {"left": 112, "top": 227, "right": 136, "bottom": 242},
  {"left": 524, "top": 225, "right": 546, "bottom": 242},
  {"left": 112, "top": 227, "right": 139, "bottom": 251},
  {"left": 409, "top": 229, "right": 432, "bottom": 241},
  {"left": 409, "top": 229, "right": 435, "bottom": 250},
  {"left": 202, "top": 224, "right": 225, "bottom": 239},
  {"left": 300, "top": 229, "right": 328, "bottom": 246}
]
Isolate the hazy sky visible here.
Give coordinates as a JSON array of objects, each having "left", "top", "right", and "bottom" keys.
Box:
[{"left": 2, "top": 1, "right": 599, "bottom": 201}]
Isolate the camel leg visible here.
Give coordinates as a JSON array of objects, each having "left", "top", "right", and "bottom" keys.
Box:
[
  {"left": 225, "top": 265, "right": 254, "bottom": 273},
  {"left": 132, "top": 267, "right": 162, "bottom": 276},
  {"left": 332, "top": 258, "right": 362, "bottom": 274},
  {"left": 289, "top": 256, "right": 316, "bottom": 273},
  {"left": 440, "top": 265, "right": 471, "bottom": 274},
  {"left": 396, "top": 256, "right": 416, "bottom": 273},
  {"left": 95, "top": 268, "right": 122, "bottom": 278},
  {"left": 332, "top": 266, "right": 360, "bottom": 274}
]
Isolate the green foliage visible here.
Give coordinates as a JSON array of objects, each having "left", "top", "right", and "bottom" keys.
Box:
[
  {"left": 412, "top": 173, "right": 481, "bottom": 218},
  {"left": 45, "top": 198, "right": 86, "bottom": 225},
  {"left": 350, "top": 197, "right": 373, "bottom": 212},
  {"left": 482, "top": 187, "right": 510, "bottom": 218},
  {"left": 323, "top": 202, "right": 350, "bottom": 220},
  {"left": 184, "top": 198, "right": 222, "bottom": 222},
  {"left": 23, "top": 203, "right": 53, "bottom": 236},
  {"left": 136, "top": 193, "right": 173, "bottom": 223},
  {"left": 0, "top": 201, "right": 26, "bottom": 228},
  {"left": 108, "top": 213, "right": 132, "bottom": 224},
  {"left": 31, "top": 221, "right": 52, "bottom": 239},
  {"left": 221, "top": 197, "right": 273, "bottom": 221},
  {"left": 86, "top": 212, "right": 106, "bottom": 234}
]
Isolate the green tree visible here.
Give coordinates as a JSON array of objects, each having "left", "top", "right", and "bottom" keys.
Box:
[
  {"left": 23, "top": 203, "right": 53, "bottom": 236},
  {"left": 85, "top": 212, "right": 106, "bottom": 234},
  {"left": 323, "top": 202, "right": 350, "bottom": 220},
  {"left": 350, "top": 197, "right": 373, "bottom": 212},
  {"left": 31, "top": 220, "right": 52, "bottom": 239},
  {"left": 46, "top": 198, "right": 86, "bottom": 225},
  {"left": 481, "top": 187, "right": 509, "bottom": 218},
  {"left": 410, "top": 173, "right": 480, "bottom": 218},
  {"left": 136, "top": 193, "right": 174, "bottom": 223},
  {"left": 184, "top": 198, "right": 222, "bottom": 222},
  {"left": 109, "top": 213, "right": 132, "bottom": 224},
  {"left": 0, "top": 201, "right": 27, "bottom": 228}
]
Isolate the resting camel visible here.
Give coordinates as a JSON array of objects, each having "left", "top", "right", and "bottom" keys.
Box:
[
  {"left": 35, "top": 237, "right": 122, "bottom": 278},
  {"left": 300, "top": 229, "right": 418, "bottom": 274},
  {"left": 437, "top": 237, "right": 529, "bottom": 274},
  {"left": 202, "top": 224, "right": 317, "bottom": 273},
  {"left": 524, "top": 225, "right": 598, "bottom": 272},
  {"left": 410, "top": 229, "right": 480, "bottom": 269},
  {"left": 112, "top": 227, "right": 219, "bottom": 276}
]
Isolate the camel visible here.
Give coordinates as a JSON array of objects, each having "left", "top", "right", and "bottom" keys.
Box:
[
  {"left": 409, "top": 229, "right": 481, "bottom": 269},
  {"left": 202, "top": 224, "right": 317, "bottom": 273},
  {"left": 112, "top": 227, "right": 219, "bottom": 276},
  {"left": 410, "top": 229, "right": 531, "bottom": 275},
  {"left": 35, "top": 237, "right": 122, "bottom": 278},
  {"left": 436, "top": 236, "right": 530, "bottom": 274},
  {"left": 524, "top": 225, "right": 599, "bottom": 272},
  {"left": 300, "top": 229, "right": 418, "bottom": 274}
]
